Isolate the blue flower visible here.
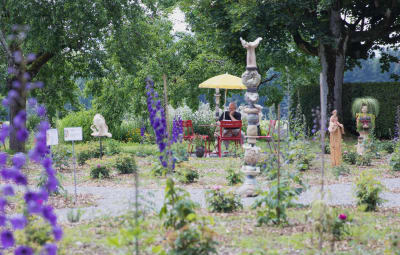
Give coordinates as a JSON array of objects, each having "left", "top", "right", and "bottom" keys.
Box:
[
  {"left": 15, "top": 245, "right": 33, "bottom": 255},
  {"left": 1, "top": 230, "right": 14, "bottom": 248}
]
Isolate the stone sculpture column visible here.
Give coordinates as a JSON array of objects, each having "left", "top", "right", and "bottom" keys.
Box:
[{"left": 238, "top": 37, "right": 262, "bottom": 197}]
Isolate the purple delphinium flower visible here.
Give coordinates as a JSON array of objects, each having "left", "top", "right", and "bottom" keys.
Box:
[
  {"left": 3, "top": 185, "right": 14, "bottom": 196},
  {"left": 10, "top": 216, "right": 27, "bottom": 229},
  {"left": 140, "top": 126, "right": 145, "bottom": 137},
  {"left": 0, "top": 29, "right": 62, "bottom": 253},
  {"left": 1, "top": 230, "right": 14, "bottom": 248},
  {"left": 15, "top": 245, "right": 33, "bottom": 255},
  {"left": 43, "top": 243, "right": 57, "bottom": 255}
]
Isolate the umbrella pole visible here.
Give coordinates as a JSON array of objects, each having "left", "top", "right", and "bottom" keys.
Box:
[
  {"left": 215, "top": 88, "right": 220, "bottom": 121},
  {"left": 224, "top": 89, "right": 227, "bottom": 120}
]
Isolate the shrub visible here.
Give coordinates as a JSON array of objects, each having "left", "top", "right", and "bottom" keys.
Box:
[
  {"left": 90, "top": 164, "right": 110, "bottom": 179},
  {"left": 343, "top": 151, "right": 357, "bottom": 165},
  {"left": 296, "top": 153, "right": 314, "bottom": 171},
  {"left": 206, "top": 188, "right": 243, "bottom": 213},
  {"left": 51, "top": 144, "right": 72, "bottom": 170},
  {"left": 77, "top": 142, "right": 101, "bottom": 165},
  {"left": 332, "top": 164, "right": 350, "bottom": 178},
  {"left": 355, "top": 170, "right": 385, "bottom": 211},
  {"left": 58, "top": 109, "right": 95, "bottom": 142},
  {"left": 176, "top": 167, "right": 199, "bottom": 184},
  {"left": 105, "top": 139, "right": 122, "bottom": 156},
  {"left": 114, "top": 154, "right": 137, "bottom": 174},
  {"left": 14, "top": 216, "right": 54, "bottom": 253},
  {"left": 226, "top": 167, "right": 243, "bottom": 185},
  {"left": 167, "top": 222, "right": 218, "bottom": 255},
  {"left": 26, "top": 114, "right": 41, "bottom": 132},
  {"left": 356, "top": 153, "right": 372, "bottom": 166},
  {"left": 324, "top": 143, "right": 330, "bottom": 154},
  {"left": 390, "top": 153, "right": 400, "bottom": 171},
  {"left": 379, "top": 140, "right": 395, "bottom": 154}
]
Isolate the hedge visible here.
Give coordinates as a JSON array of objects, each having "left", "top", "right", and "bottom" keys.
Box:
[
  {"left": 57, "top": 110, "right": 96, "bottom": 142},
  {"left": 292, "top": 82, "right": 400, "bottom": 139}
]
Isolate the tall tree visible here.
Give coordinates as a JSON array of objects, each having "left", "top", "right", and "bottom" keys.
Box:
[
  {"left": 179, "top": 0, "right": 400, "bottom": 117},
  {"left": 0, "top": 0, "right": 140, "bottom": 151}
]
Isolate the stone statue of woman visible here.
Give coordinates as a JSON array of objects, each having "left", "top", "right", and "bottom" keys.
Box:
[{"left": 328, "top": 110, "right": 344, "bottom": 166}]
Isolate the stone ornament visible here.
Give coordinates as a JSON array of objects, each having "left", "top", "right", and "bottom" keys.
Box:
[
  {"left": 91, "top": 114, "right": 112, "bottom": 138},
  {"left": 240, "top": 37, "right": 262, "bottom": 69}
]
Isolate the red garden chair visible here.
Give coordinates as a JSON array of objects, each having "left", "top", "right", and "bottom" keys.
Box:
[
  {"left": 217, "top": 120, "right": 242, "bottom": 157},
  {"left": 181, "top": 120, "right": 209, "bottom": 156}
]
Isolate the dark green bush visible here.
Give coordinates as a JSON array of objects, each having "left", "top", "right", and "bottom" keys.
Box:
[
  {"left": 292, "top": 82, "right": 400, "bottom": 139},
  {"left": 90, "top": 164, "right": 110, "bottom": 179},
  {"left": 390, "top": 153, "right": 400, "bottom": 171},
  {"left": 355, "top": 170, "right": 385, "bottom": 211},
  {"left": 226, "top": 167, "right": 243, "bottom": 185},
  {"left": 105, "top": 139, "right": 122, "bottom": 156},
  {"left": 77, "top": 142, "right": 101, "bottom": 165},
  {"left": 356, "top": 153, "right": 373, "bottom": 166},
  {"left": 58, "top": 109, "right": 95, "bottom": 142},
  {"left": 26, "top": 114, "right": 41, "bottom": 132},
  {"left": 176, "top": 167, "right": 199, "bottom": 184},
  {"left": 379, "top": 140, "right": 395, "bottom": 154},
  {"left": 206, "top": 189, "right": 243, "bottom": 213},
  {"left": 332, "top": 164, "right": 350, "bottom": 178},
  {"left": 343, "top": 151, "right": 357, "bottom": 165},
  {"left": 114, "top": 154, "right": 137, "bottom": 174}
]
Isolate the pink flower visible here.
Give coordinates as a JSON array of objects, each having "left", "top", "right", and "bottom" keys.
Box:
[
  {"left": 343, "top": 151, "right": 348, "bottom": 154},
  {"left": 339, "top": 214, "right": 347, "bottom": 220},
  {"left": 213, "top": 185, "right": 221, "bottom": 191},
  {"left": 97, "top": 164, "right": 101, "bottom": 168}
]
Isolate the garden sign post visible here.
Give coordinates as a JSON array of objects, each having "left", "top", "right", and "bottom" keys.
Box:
[
  {"left": 64, "top": 127, "right": 83, "bottom": 204},
  {"left": 46, "top": 128, "right": 59, "bottom": 157}
]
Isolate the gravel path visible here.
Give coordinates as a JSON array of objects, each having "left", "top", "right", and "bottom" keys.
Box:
[{"left": 56, "top": 177, "right": 400, "bottom": 223}]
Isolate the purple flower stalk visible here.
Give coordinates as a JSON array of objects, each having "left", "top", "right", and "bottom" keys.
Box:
[{"left": 0, "top": 27, "right": 62, "bottom": 253}]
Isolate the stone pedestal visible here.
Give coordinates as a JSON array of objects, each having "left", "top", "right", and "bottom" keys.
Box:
[{"left": 238, "top": 69, "right": 262, "bottom": 197}]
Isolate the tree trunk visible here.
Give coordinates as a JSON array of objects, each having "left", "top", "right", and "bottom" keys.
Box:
[{"left": 8, "top": 75, "right": 27, "bottom": 153}]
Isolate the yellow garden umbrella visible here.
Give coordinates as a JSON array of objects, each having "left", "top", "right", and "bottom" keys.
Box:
[{"left": 199, "top": 73, "right": 247, "bottom": 119}]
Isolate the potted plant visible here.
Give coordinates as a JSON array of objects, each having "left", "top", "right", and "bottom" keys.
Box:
[{"left": 193, "top": 135, "right": 205, "bottom": 158}]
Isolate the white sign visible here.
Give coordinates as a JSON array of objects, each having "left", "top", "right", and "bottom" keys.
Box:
[
  {"left": 46, "top": 129, "right": 59, "bottom": 146},
  {"left": 64, "top": 127, "right": 83, "bottom": 141}
]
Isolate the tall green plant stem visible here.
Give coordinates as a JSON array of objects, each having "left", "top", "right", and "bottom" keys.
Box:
[{"left": 277, "top": 104, "right": 281, "bottom": 223}]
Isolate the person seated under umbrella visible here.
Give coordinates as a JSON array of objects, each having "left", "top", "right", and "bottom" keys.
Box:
[{"left": 215, "top": 102, "right": 245, "bottom": 152}]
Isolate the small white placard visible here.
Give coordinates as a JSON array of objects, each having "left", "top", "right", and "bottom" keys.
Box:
[
  {"left": 46, "top": 129, "right": 59, "bottom": 146},
  {"left": 64, "top": 127, "right": 83, "bottom": 141}
]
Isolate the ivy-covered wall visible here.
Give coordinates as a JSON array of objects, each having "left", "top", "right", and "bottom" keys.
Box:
[{"left": 292, "top": 82, "right": 400, "bottom": 139}]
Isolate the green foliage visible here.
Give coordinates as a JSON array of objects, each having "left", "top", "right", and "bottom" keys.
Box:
[
  {"left": 351, "top": 97, "right": 380, "bottom": 118},
  {"left": 105, "top": 139, "right": 122, "bottom": 156},
  {"left": 355, "top": 170, "right": 385, "bottom": 211},
  {"left": 15, "top": 216, "right": 53, "bottom": 253},
  {"left": 159, "top": 178, "right": 198, "bottom": 230},
  {"left": 332, "top": 164, "right": 350, "bottom": 178},
  {"left": 26, "top": 114, "right": 41, "bottom": 132},
  {"left": 122, "top": 143, "right": 159, "bottom": 157},
  {"left": 324, "top": 143, "right": 330, "bottom": 154},
  {"left": 67, "top": 209, "right": 83, "bottom": 223},
  {"left": 58, "top": 110, "right": 95, "bottom": 142},
  {"left": 36, "top": 171, "right": 65, "bottom": 196},
  {"left": 288, "top": 139, "right": 315, "bottom": 171},
  {"left": 176, "top": 167, "right": 199, "bottom": 184},
  {"left": 252, "top": 178, "right": 302, "bottom": 226},
  {"left": 306, "top": 200, "right": 351, "bottom": 251},
  {"left": 390, "top": 144, "right": 400, "bottom": 171},
  {"left": 90, "top": 164, "right": 110, "bottom": 179},
  {"left": 205, "top": 188, "right": 243, "bottom": 213},
  {"left": 172, "top": 142, "right": 189, "bottom": 163},
  {"left": 152, "top": 161, "right": 167, "bottom": 177},
  {"left": 292, "top": 82, "right": 400, "bottom": 138},
  {"left": 166, "top": 220, "right": 218, "bottom": 255},
  {"left": 379, "top": 140, "right": 395, "bottom": 154},
  {"left": 77, "top": 142, "right": 101, "bottom": 165},
  {"left": 356, "top": 153, "right": 373, "bottom": 166},
  {"left": 343, "top": 150, "right": 357, "bottom": 165},
  {"left": 225, "top": 167, "right": 243, "bottom": 186},
  {"left": 114, "top": 154, "right": 137, "bottom": 174},
  {"left": 51, "top": 144, "right": 72, "bottom": 170}
]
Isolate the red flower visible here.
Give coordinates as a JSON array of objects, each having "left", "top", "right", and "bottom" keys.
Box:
[{"left": 339, "top": 214, "right": 347, "bottom": 220}]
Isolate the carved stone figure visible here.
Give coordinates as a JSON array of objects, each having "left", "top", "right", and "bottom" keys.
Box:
[
  {"left": 91, "top": 114, "right": 112, "bottom": 138},
  {"left": 328, "top": 110, "right": 344, "bottom": 166},
  {"left": 240, "top": 37, "right": 262, "bottom": 68}
]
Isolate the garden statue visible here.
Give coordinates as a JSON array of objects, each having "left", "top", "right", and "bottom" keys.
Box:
[
  {"left": 351, "top": 97, "right": 379, "bottom": 155},
  {"left": 238, "top": 37, "right": 263, "bottom": 197},
  {"left": 91, "top": 114, "right": 112, "bottom": 138},
  {"left": 328, "top": 110, "right": 344, "bottom": 166}
]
